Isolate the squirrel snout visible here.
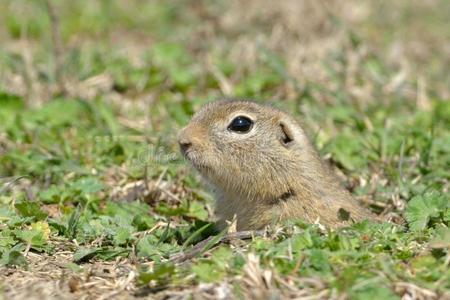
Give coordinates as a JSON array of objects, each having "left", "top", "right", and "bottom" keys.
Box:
[
  {"left": 178, "top": 137, "right": 192, "bottom": 155},
  {"left": 178, "top": 125, "right": 206, "bottom": 156},
  {"left": 178, "top": 126, "right": 197, "bottom": 155}
]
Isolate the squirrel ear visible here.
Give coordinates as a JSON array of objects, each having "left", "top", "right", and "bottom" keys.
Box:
[{"left": 278, "top": 120, "right": 295, "bottom": 147}]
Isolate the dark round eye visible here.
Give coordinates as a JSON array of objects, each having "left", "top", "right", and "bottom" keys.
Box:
[{"left": 228, "top": 116, "right": 254, "bottom": 133}]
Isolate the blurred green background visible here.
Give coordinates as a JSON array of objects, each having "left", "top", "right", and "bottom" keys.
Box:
[
  {"left": 0, "top": 0, "right": 448, "bottom": 203},
  {"left": 0, "top": 0, "right": 449, "bottom": 298}
]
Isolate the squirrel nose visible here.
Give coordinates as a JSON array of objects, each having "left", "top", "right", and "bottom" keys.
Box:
[
  {"left": 178, "top": 137, "right": 192, "bottom": 154},
  {"left": 178, "top": 125, "right": 205, "bottom": 155}
]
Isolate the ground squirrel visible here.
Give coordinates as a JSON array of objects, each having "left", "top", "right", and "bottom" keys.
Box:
[{"left": 178, "top": 100, "right": 376, "bottom": 230}]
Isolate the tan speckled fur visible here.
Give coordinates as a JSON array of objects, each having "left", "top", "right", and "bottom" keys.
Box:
[{"left": 178, "top": 100, "right": 376, "bottom": 230}]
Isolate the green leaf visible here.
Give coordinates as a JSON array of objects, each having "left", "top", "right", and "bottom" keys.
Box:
[
  {"left": 199, "top": 227, "right": 228, "bottom": 255},
  {"left": 325, "top": 133, "right": 367, "bottom": 170},
  {"left": 182, "top": 223, "right": 213, "bottom": 249},
  {"left": 38, "top": 186, "right": 63, "bottom": 204},
  {"left": 187, "top": 202, "right": 209, "bottom": 220},
  {"left": 113, "top": 227, "right": 133, "bottom": 245},
  {"left": 0, "top": 92, "right": 24, "bottom": 128},
  {"left": 136, "top": 235, "right": 159, "bottom": 258},
  {"left": 352, "top": 283, "right": 400, "bottom": 300},
  {"left": 66, "top": 207, "right": 81, "bottom": 239},
  {"left": 0, "top": 244, "right": 27, "bottom": 267},
  {"left": 132, "top": 213, "right": 157, "bottom": 231},
  {"left": 70, "top": 177, "right": 104, "bottom": 194},
  {"left": 210, "top": 247, "right": 234, "bottom": 269},
  {"left": 405, "top": 190, "right": 449, "bottom": 231},
  {"left": 0, "top": 229, "right": 17, "bottom": 252},
  {"left": 73, "top": 247, "right": 102, "bottom": 263},
  {"left": 138, "top": 263, "right": 175, "bottom": 285},
  {"left": 291, "top": 229, "right": 315, "bottom": 250},
  {"left": 15, "top": 201, "right": 47, "bottom": 221},
  {"left": 0, "top": 205, "right": 18, "bottom": 224},
  {"left": 192, "top": 247, "right": 234, "bottom": 283},
  {"left": 309, "top": 249, "right": 331, "bottom": 273},
  {"left": 192, "top": 262, "right": 226, "bottom": 283},
  {"left": 73, "top": 247, "right": 128, "bottom": 262},
  {"left": 15, "top": 227, "right": 47, "bottom": 251}
]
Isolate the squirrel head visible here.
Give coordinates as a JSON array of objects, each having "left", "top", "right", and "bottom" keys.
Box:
[{"left": 178, "top": 100, "right": 313, "bottom": 198}]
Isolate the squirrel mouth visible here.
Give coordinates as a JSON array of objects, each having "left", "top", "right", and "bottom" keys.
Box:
[
  {"left": 192, "top": 163, "right": 212, "bottom": 173},
  {"left": 183, "top": 151, "right": 212, "bottom": 173},
  {"left": 189, "top": 160, "right": 213, "bottom": 175}
]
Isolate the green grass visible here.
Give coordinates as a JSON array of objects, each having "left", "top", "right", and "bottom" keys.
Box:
[{"left": 0, "top": 0, "right": 449, "bottom": 299}]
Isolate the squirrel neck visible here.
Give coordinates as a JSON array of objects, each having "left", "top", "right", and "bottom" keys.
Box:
[
  {"left": 292, "top": 147, "right": 354, "bottom": 203},
  {"left": 206, "top": 142, "right": 356, "bottom": 210}
]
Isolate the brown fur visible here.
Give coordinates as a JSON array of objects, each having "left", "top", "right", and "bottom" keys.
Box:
[{"left": 178, "top": 100, "right": 376, "bottom": 230}]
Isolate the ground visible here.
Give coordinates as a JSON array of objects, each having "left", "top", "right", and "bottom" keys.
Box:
[{"left": 0, "top": 1, "right": 449, "bottom": 299}]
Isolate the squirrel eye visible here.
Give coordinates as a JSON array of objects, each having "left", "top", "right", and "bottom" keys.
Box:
[{"left": 228, "top": 116, "right": 253, "bottom": 133}]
